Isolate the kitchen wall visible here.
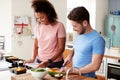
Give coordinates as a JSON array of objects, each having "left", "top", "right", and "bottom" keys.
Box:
[
  {"left": 11, "top": 0, "right": 34, "bottom": 60},
  {"left": 0, "top": 0, "right": 12, "bottom": 53},
  {"left": 0, "top": 0, "right": 107, "bottom": 59},
  {"left": 1, "top": 0, "right": 67, "bottom": 59},
  {"left": 108, "top": 0, "right": 120, "bottom": 13},
  {"left": 96, "top": 0, "right": 108, "bottom": 35}
]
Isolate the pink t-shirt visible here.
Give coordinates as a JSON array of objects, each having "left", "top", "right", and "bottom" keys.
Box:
[{"left": 34, "top": 21, "right": 66, "bottom": 62}]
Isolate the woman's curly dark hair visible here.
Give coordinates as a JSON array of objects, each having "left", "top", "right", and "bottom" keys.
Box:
[{"left": 32, "top": 0, "right": 58, "bottom": 23}]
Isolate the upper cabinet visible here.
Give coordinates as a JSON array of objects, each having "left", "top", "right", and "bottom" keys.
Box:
[
  {"left": 108, "top": 0, "right": 120, "bottom": 15},
  {"left": 105, "top": 15, "right": 120, "bottom": 47},
  {"left": 104, "top": 0, "right": 120, "bottom": 47}
]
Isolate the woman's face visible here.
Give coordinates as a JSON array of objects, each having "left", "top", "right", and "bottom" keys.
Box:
[{"left": 35, "top": 12, "right": 49, "bottom": 25}]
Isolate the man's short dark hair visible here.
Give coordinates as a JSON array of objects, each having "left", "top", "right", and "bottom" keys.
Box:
[{"left": 68, "top": 6, "right": 90, "bottom": 24}]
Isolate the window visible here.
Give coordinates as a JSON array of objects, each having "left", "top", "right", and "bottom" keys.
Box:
[
  {"left": 66, "top": 0, "right": 96, "bottom": 33},
  {"left": 0, "top": 36, "right": 5, "bottom": 52}
]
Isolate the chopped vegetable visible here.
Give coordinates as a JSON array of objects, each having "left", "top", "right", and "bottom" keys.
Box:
[{"left": 31, "top": 68, "right": 46, "bottom": 72}]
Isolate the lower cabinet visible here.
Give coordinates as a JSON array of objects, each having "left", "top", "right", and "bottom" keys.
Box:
[
  {"left": 63, "top": 49, "right": 72, "bottom": 67},
  {"left": 96, "top": 57, "right": 107, "bottom": 80}
]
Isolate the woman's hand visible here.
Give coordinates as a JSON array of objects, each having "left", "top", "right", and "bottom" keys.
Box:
[
  {"left": 36, "top": 60, "right": 48, "bottom": 68},
  {"left": 24, "top": 59, "right": 34, "bottom": 64}
]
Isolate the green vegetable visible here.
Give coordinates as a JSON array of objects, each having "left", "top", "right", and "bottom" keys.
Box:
[
  {"left": 31, "top": 68, "right": 46, "bottom": 72},
  {"left": 48, "top": 71, "right": 65, "bottom": 77}
]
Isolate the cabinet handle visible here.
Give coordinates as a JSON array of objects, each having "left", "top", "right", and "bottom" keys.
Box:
[{"left": 108, "top": 65, "right": 120, "bottom": 69}]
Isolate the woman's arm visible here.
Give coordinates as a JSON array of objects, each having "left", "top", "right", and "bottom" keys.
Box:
[
  {"left": 36, "top": 37, "right": 66, "bottom": 68},
  {"left": 33, "top": 38, "right": 38, "bottom": 61},
  {"left": 51, "top": 37, "right": 66, "bottom": 61}
]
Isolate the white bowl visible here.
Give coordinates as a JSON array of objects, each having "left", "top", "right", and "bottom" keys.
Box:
[{"left": 30, "top": 68, "right": 48, "bottom": 80}]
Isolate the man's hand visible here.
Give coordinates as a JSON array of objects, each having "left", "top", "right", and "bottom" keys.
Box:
[{"left": 60, "top": 67, "right": 69, "bottom": 72}]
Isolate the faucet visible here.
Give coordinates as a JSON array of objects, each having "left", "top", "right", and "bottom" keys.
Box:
[{"left": 66, "top": 67, "right": 81, "bottom": 80}]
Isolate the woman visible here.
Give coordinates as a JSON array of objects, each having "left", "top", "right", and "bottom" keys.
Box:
[{"left": 25, "top": 0, "right": 66, "bottom": 68}]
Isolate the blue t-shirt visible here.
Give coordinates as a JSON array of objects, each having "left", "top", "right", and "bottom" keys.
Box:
[{"left": 73, "top": 30, "right": 105, "bottom": 78}]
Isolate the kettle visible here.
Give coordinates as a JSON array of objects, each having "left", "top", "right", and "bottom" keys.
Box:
[{"left": 0, "top": 52, "right": 4, "bottom": 60}]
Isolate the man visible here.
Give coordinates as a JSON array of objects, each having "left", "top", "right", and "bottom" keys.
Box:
[{"left": 61, "top": 6, "right": 105, "bottom": 78}]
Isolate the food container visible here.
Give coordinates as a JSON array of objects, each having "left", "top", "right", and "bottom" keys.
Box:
[
  {"left": 10, "top": 67, "right": 26, "bottom": 75},
  {"left": 5, "top": 56, "right": 19, "bottom": 63}
]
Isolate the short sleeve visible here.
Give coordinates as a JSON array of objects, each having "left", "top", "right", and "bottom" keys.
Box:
[{"left": 92, "top": 37, "right": 105, "bottom": 54}]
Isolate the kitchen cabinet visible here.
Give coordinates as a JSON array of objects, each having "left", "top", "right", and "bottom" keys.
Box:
[
  {"left": 108, "top": 0, "right": 120, "bottom": 14},
  {"left": 63, "top": 49, "right": 72, "bottom": 67},
  {"left": 106, "top": 58, "right": 120, "bottom": 79},
  {"left": 105, "top": 15, "right": 120, "bottom": 47},
  {"left": 96, "top": 57, "right": 107, "bottom": 80},
  {"left": 104, "top": 52, "right": 120, "bottom": 80}
]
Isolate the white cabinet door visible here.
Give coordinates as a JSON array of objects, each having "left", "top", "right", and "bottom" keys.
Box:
[{"left": 96, "top": 57, "right": 107, "bottom": 77}]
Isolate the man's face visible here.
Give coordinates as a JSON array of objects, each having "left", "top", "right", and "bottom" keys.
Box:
[{"left": 70, "top": 20, "right": 86, "bottom": 34}]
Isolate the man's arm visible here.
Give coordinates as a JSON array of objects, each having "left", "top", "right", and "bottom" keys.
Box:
[{"left": 79, "top": 54, "right": 104, "bottom": 74}]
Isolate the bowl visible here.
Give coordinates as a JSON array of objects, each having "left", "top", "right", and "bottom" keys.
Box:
[
  {"left": 48, "top": 71, "right": 64, "bottom": 79},
  {"left": 48, "top": 68, "right": 65, "bottom": 79},
  {"left": 30, "top": 68, "right": 48, "bottom": 80}
]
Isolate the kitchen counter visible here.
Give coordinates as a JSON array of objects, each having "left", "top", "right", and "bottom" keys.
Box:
[
  {"left": 0, "top": 60, "right": 97, "bottom": 80},
  {"left": 0, "top": 69, "right": 97, "bottom": 80},
  {"left": 104, "top": 48, "right": 120, "bottom": 60},
  {"left": 44, "top": 74, "right": 97, "bottom": 80},
  {"left": 104, "top": 54, "right": 120, "bottom": 60}
]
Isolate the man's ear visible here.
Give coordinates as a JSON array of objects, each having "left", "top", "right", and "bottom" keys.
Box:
[{"left": 82, "top": 20, "right": 88, "bottom": 27}]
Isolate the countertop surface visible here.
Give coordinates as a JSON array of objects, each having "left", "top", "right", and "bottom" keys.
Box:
[
  {"left": 44, "top": 74, "right": 97, "bottom": 80},
  {"left": 104, "top": 48, "right": 120, "bottom": 60},
  {"left": 0, "top": 60, "right": 97, "bottom": 80},
  {"left": 0, "top": 69, "right": 97, "bottom": 80}
]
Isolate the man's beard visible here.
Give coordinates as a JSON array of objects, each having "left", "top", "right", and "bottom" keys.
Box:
[{"left": 79, "top": 28, "right": 86, "bottom": 35}]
